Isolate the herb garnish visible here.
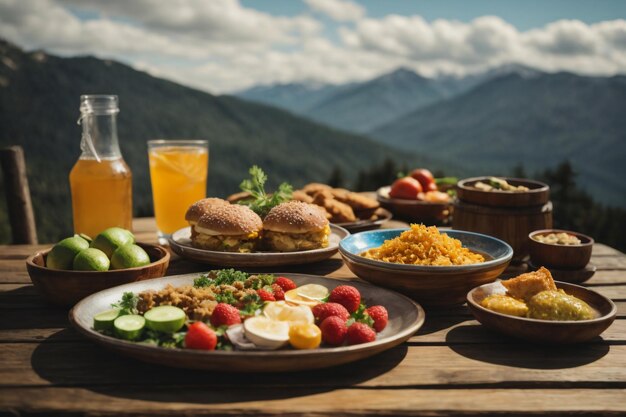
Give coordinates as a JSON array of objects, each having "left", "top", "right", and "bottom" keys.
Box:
[
  {"left": 111, "top": 291, "right": 139, "bottom": 315},
  {"left": 347, "top": 303, "right": 375, "bottom": 328},
  {"left": 238, "top": 165, "right": 293, "bottom": 218},
  {"left": 193, "top": 269, "right": 250, "bottom": 288},
  {"left": 239, "top": 292, "right": 264, "bottom": 316}
]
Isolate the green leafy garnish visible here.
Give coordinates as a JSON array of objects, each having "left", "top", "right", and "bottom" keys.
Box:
[
  {"left": 246, "top": 273, "right": 276, "bottom": 290},
  {"left": 141, "top": 328, "right": 187, "bottom": 349},
  {"left": 193, "top": 269, "right": 250, "bottom": 288},
  {"left": 193, "top": 275, "right": 211, "bottom": 288},
  {"left": 215, "top": 291, "right": 238, "bottom": 305},
  {"left": 239, "top": 292, "right": 264, "bottom": 316},
  {"left": 111, "top": 291, "right": 139, "bottom": 315},
  {"left": 238, "top": 165, "right": 293, "bottom": 217},
  {"left": 347, "top": 303, "right": 375, "bottom": 328}
]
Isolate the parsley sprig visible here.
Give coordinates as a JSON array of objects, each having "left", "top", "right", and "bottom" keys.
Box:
[
  {"left": 193, "top": 269, "right": 250, "bottom": 288},
  {"left": 111, "top": 291, "right": 139, "bottom": 315},
  {"left": 238, "top": 165, "right": 293, "bottom": 218}
]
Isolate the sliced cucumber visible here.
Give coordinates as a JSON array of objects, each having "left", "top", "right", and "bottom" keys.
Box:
[
  {"left": 93, "top": 308, "right": 121, "bottom": 331},
  {"left": 113, "top": 314, "right": 145, "bottom": 340},
  {"left": 144, "top": 306, "right": 186, "bottom": 333}
]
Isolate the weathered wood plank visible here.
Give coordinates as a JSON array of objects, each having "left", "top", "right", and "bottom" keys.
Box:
[
  {"left": 591, "top": 243, "right": 624, "bottom": 256},
  {"left": 1, "top": 387, "right": 625, "bottom": 416},
  {"left": 2, "top": 342, "right": 625, "bottom": 388}
]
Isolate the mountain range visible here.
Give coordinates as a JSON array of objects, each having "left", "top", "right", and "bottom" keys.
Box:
[
  {"left": 0, "top": 40, "right": 428, "bottom": 243},
  {"left": 236, "top": 65, "right": 626, "bottom": 207},
  {"left": 234, "top": 64, "right": 541, "bottom": 133}
]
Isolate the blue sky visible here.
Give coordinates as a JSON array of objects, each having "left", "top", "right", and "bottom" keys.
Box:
[
  {"left": 2, "top": 0, "right": 626, "bottom": 93},
  {"left": 244, "top": 0, "right": 626, "bottom": 30}
]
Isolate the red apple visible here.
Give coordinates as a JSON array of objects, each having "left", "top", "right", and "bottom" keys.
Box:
[
  {"left": 389, "top": 177, "right": 423, "bottom": 200},
  {"left": 410, "top": 169, "right": 436, "bottom": 191}
]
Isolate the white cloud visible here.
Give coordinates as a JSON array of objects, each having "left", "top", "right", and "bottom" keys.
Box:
[
  {"left": 1, "top": 0, "right": 626, "bottom": 93},
  {"left": 304, "top": 0, "right": 365, "bottom": 22}
]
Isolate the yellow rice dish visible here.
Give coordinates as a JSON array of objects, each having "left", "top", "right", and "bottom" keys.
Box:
[{"left": 361, "top": 224, "right": 485, "bottom": 266}]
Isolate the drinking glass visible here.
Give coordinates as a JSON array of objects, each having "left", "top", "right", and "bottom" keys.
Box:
[{"left": 148, "top": 140, "right": 209, "bottom": 243}]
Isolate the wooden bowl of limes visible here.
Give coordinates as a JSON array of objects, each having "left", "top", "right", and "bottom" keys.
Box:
[{"left": 27, "top": 241, "right": 170, "bottom": 307}]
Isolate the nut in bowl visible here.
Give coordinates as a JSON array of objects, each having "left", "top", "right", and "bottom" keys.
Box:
[
  {"left": 26, "top": 242, "right": 170, "bottom": 306},
  {"left": 339, "top": 226, "right": 513, "bottom": 307},
  {"left": 529, "top": 229, "right": 594, "bottom": 270}
]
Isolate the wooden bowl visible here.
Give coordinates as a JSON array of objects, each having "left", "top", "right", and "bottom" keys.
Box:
[
  {"left": 467, "top": 281, "right": 616, "bottom": 344},
  {"left": 528, "top": 229, "right": 594, "bottom": 270},
  {"left": 26, "top": 243, "right": 170, "bottom": 307},
  {"left": 339, "top": 229, "right": 513, "bottom": 307},
  {"left": 376, "top": 186, "right": 450, "bottom": 223},
  {"left": 457, "top": 177, "right": 550, "bottom": 207}
]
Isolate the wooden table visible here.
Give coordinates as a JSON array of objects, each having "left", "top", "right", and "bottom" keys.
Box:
[{"left": 2, "top": 217, "right": 626, "bottom": 416}]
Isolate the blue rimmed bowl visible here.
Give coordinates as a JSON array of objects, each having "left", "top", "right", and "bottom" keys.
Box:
[{"left": 339, "top": 229, "right": 513, "bottom": 307}]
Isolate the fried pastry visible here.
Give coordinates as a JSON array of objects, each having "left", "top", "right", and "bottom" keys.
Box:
[
  {"left": 312, "top": 192, "right": 356, "bottom": 223},
  {"left": 302, "top": 183, "right": 332, "bottom": 196},
  {"left": 501, "top": 267, "right": 557, "bottom": 302}
]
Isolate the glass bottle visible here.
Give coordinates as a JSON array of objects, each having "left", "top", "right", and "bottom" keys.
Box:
[{"left": 69, "top": 95, "right": 133, "bottom": 238}]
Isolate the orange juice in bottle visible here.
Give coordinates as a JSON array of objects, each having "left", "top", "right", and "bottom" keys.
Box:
[
  {"left": 70, "top": 95, "right": 132, "bottom": 238},
  {"left": 148, "top": 140, "right": 208, "bottom": 237}
]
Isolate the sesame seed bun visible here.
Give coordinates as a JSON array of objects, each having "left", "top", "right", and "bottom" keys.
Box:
[
  {"left": 263, "top": 201, "right": 329, "bottom": 234},
  {"left": 195, "top": 204, "right": 262, "bottom": 236},
  {"left": 185, "top": 198, "right": 230, "bottom": 224}
]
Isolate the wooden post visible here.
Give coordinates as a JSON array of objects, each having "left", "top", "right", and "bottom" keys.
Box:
[{"left": 0, "top": 146, "right": 38, "bottom": 244}]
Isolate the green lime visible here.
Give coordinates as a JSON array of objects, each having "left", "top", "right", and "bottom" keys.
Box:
[
  {"left": 91, "top": 227, "right": 135, "bottom": 258},
  {"left": 144, "top": 306, "right": 186, "bottom": 333},
  {"left": 110, "top": 244, "right": 150, "bottom": 270},
  {"left": 46, "top": 236, "right": 90, "bottom": 270},
  {"left": 73, "top": 248, "right": 110, "bottom": 271},
  {"left": 94, "top": 308, "right": 121, "bottom": 331},
  {"left": 113, "top": 314, "right": 145, "bottom": 340}
]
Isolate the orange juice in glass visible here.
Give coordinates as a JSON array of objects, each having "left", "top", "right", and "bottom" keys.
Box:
[{"left": 148, "top": 140, "right": 208, "bottom": 241}]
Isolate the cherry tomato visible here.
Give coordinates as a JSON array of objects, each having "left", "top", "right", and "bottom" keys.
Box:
[
  {"left": 185, "top": 321, "right": 217, "bottom": 350},
  {"left": 389, "top": 177, "right": 422, "bottom": 199},
  {"left": 410, "top": 169, "right": 436, "bottom": 190}
]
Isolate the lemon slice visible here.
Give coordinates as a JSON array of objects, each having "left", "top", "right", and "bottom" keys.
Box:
[
  {"left": 296, "top": 284, "right": 329, "bottom": 301},
  {"left": 284, "top": 289, "right": 320, "bottom": 307},
  {"left": 289, "top": 323, "right": 322, "bottom": 350},
  {"left": 263, "top": 301, "right": 314, "bottom": 324},
  {"left": 243, "top": 316, "right": 289, "bottom": 349}
]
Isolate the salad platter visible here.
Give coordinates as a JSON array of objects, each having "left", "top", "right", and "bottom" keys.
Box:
[{"left": 69, "top": 272, "right": 425, "bottom": 372}]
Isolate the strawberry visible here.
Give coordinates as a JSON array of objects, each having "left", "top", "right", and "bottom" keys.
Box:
[
  {"left": 271, "top": 283, "right": 285, "bottom": 301},
  {"left": 312, "top": 302, "right": 350, "bottom": 324},
  {"left": 275, "top": 276, "right": 297, "bottom": 292},
  {"left": 210, "top": 303, "right": 241, "bottom": 327},
  {"left": 320, "top": 316, "right": 348, "bottom": 346},
  {"left": 346, "top": 322, "right": 376, "bottom": 345},
  {"left": 328, "top": 285, "right": 361, "bottom": 313},
  {"left": 257, "top": 288, "right": 276, "bottom": 302},
  {"left": 366, "top": 305, "right": 388, "bottom": 332}
]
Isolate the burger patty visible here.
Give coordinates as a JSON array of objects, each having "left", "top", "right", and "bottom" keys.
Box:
[
  {"left": 264, "top": 226, "right": 330, "bottom": 252},
  {"left": 192, "top": 231, "right": 259, "bottom": 253}
]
